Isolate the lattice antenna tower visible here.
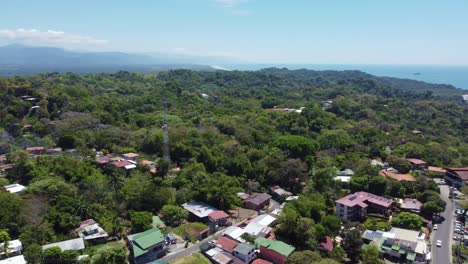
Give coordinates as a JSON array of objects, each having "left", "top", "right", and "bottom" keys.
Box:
[{"left": 162, "top": 97, "right": 170, "bottom": 162}]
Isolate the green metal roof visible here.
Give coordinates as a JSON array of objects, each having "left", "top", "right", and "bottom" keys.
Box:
[
  {"left": 391, "top": 244, "right": 400, "bottom": 251},
  {"left": 407, "top": 252, "right": 416, "bottom": 261},
  {"left": 131, "top": 228, "right": 165, "bottom": 258},
  {"left": 255, "top": 237, "right": 295, "bottom": 257}
]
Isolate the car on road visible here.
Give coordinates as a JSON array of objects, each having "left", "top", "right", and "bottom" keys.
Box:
[
  {"left": 436, "top": 240, "right": 442, "bottom": 247},
  {"left": 433, "top": 224, "right": 438, "bottom": 230}
]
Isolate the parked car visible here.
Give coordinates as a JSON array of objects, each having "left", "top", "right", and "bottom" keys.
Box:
[{"left": 433, "top": 224, "right": 438, "bottom": 230}]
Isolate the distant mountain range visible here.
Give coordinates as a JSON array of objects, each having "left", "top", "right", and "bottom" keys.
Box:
[{"left": 0, "top": 44, "right": 229, "bottom": 75}]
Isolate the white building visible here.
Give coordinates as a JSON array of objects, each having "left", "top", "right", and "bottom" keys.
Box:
[
  {"left": 4, "top": 184, "right": 26, "bottom": 194},
  {"left": 42, "top": 238, "right": 85, "bottom": 252},
  {"left": 0, "top": 239, "right": 22, "bottom": 257},
  {"left": 0, "top": 255, "right": 26, "bottom": 264}
]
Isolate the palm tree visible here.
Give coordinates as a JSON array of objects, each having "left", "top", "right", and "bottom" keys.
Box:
[{"left": 0, "top": 230, "right": 11, "bottom": 257}]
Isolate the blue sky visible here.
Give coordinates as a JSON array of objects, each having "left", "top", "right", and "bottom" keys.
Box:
[{"left": 1, "top": 0, "right": 467, "bottom": 65}]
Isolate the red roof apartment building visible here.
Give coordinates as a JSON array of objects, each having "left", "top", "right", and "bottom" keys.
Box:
[
  {"left": 335, "top": 192, "right": 392, "bottom": 221},
  {"left": 445, "top": 168, "right": 468, "bottom": 188}
]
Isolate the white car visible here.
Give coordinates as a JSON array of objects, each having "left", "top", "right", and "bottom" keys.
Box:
[
  {"left": 436, "top": 240, "right": 442, "bottom": 247},
  {"left": 433, "top": 224, "right": 438, "bottom": 230}
]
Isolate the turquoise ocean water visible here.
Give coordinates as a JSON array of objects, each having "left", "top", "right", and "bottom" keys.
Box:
[{"left": 221, "top": 64, "right": 468, "bottom": 90}]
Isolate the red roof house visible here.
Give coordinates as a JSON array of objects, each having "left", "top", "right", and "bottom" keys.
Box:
[
  {"left": 252, "top": 259, "right": 273, "bottom": 264},
  {"left": 320, "top": 236, "right": 334, "bottom": 252},
  {"left": 406, "top": 158, "right": 428, "bottom": 170},
  {"left": 380, "top": 170, "right": 416, "bottom": 182},
  {"left": 335, "top": 192, "right": 392, "bottom": 221},
  {"left": 214, "top": 237, "right": 240, "bottom": 254},
  {"left": 445, "top": 168, "right": 468, "bottom": 187}
]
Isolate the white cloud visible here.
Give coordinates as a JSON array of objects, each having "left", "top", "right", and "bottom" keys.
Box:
[
  {"left": 0, "top": 28, "right": 109, "bottom": 46},
  {"left": 213, "top": 0, "right": 250, "bottom": 7}
]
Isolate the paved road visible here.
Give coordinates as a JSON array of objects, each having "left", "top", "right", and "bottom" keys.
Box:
[
  {"left": 432, "top": 184, "right": 454, "bottom": 264},
  {"left": 158, "top": 235, "right": 213, "bottom": 263}
]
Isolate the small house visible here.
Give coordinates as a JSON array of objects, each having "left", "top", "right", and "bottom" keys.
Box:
[
  {"left": 0, "top": 239, "right": 23, "bottom": 258},
  {"left": 213, "top": 237, "right": 239, "bottom": 254},
  {"left": 123, "top": 153, "right": 139, "bottom": 161},
  {"left": 233, "top": 243, "right": 256, "bottom": 263},
  {"left": 399, "top": 199, "right": 422, "bottom": 214},
  {"left": 406, "top": 158, "right": 428, "bottom": 170},
  {"left": 26, "top": 146, "right": 46, "bottom": 155},
  {"left": 75, "top": 219, "right": 108, "bottom": 242},
  {"left": 319, "top": 236, "right": 334, "bottom": 253},
  {"left": 110, "top": 160, "right": 137, "bottom": 171},
  {"left": 128, "top": 228, "right": 166, "bottom": 264},
  {"left": 222, "top": 226, "right": 246, "bottom": 243},
  {"left": 242, "top": 193, "right": 272, "bottom": 211},
  {"left": 444, "top": 167, "right": 468, "bottom": 188},
  {"left": 42, "top": 238, "right": 85, "bottom": 252},
  {"left": 140, "top": 160, "right": 157, "bottom": 174},
  {"left": 0, "top": 255, "right": 26, "bottom": 264},
  {"left": 255, "top": 237, "right": 295, "bottom": 264},
  {"left": 208, "top": 211, "right": 230, "bottom": 227},
  {"left": 268, "top": 186, "right": 292, "bottom": 201},
  {"left": 380, "top": 170, "right": 416, "bottom": 182},
  {"left": 4, "top": 184, "right": 26, "bottom": 194},
  {"left": 182, "top": 201, "right": 218, "bottom": 222}
]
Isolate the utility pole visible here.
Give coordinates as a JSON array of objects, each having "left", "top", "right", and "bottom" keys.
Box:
[{"left": 162, "top": 97, "right": 170, "bottom": 162}]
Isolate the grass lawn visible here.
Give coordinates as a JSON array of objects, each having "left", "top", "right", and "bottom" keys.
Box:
[
  {"left": 170, "top": 253, "right": 211, "bottom": 264},
  {"left": 173, "top": 222, "right": 208, "bottom": 243},
  {"left": 83, "top": 241, "right": 125, "bottom": 255}
]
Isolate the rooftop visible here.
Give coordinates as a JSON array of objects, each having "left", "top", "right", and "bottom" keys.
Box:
[
  {"left": 0, "top": 255, "right": 27, "bottom": 264},
  {"left": 208, "top": 210, "right": 229, "bottom": 220},
  {"left": 269, "top": 186, "right": 292, "bottom": 197},
  {"left": 380, "top": 170, "right": 416, "bottom": 182},
  {"left": 446, "top": 167, "right": 468, "bottom": 180},
  {"left": 406, "top": 158, "right": 427, "bottom": 165},
  {"left": 427, "top": 166, "right": 446, "bottom": 173},
  {"left": 182, "top": 201, "right": 218, "bottom": 218},
  {"left": 129, "top": 228, "right": 165, "bottom": 258},
  {"left": 252, "top": 259, "right": 273, "bottom": 264},
  {"left": 320, "top": 236, "right": 334, "bottom": 252},
  {"left": 4, "top": 184, "right": 26, "bottom": 194},
  {"left": 0, "top": 239, "right": 22, "bottom": 256},
  {"left": 244, "top": 222, "right": 271, "bottom": 237},
  {"left": 214, "top": 237, "right": 240, "bottom": 254},
  {"left": 245, "top": 193, "right": 272, "bottom": 206},
  {"left": 400, "top": 199, "right": 422, "bottom": 211},
  {"left": 111, "top": 160, "right": 133, "bottom": 168},
  {"left": 123, "top": 152, "right": 139, "bottom": 158},
  {"left": 336, "top": 192, "right": 392, "bottom": 208},
  {"left": 222, "top": 226, "right": 246, "bottom": 242},
  {"left": 362, "top": 230, "right": 384, "bottom": 241},
  {"left": 334, "top": 176, "right": 352, "bottom": 183},
  {"left": 75, "top": 219, "right": 108, "bottom": 240},
  {"left": 42, "top": 238, "right": 85, "bottom": 251},
  {"left": 337, "top": 169, "right": 355, "bottom": 176},
  {"left": 255, "top": 237, "right": 295, "bottom": 257},
  {"left": 234, "top": 243, "right": 254, "bottom": 255},
  {"left": 250, "top": 214, "right": 276, "bottom": 227}
]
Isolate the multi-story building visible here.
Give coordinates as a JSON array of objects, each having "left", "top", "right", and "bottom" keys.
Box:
[
  {"left": 335, "top": 192, "right": 392, "bottom": 221},
  {"left": 362, "top": 228, "right": 429, "bottom": 264}
]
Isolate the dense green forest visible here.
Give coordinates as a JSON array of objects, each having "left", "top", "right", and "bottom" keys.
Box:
[{"left": 0, "top": 69, "right": 467, "bottom": 263}]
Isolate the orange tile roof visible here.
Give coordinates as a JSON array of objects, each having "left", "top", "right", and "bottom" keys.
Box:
[{"left": 380, "top": 171, "right": 416, "bottom": 182}]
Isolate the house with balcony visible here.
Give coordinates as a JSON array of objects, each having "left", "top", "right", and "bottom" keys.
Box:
[
  {"left": 362, "top": 228, "right": 429, "bottom": 264},
  {"left": 335, "top": 192, "right": 392, "bottom": 221}
]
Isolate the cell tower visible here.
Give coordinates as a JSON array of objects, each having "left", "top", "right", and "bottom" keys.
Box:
[{"left": 162, "top": 97, "right": 170, "bottom": 162}]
